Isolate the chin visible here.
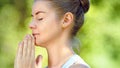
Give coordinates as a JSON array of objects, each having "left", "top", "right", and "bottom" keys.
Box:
[{"left": 34, "top": 41, "right": 47, "bottom": 47}]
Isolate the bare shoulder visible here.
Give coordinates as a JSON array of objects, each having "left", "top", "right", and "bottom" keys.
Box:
[{"left": 69, "top": 64, "right": 90, "bottom": 68}]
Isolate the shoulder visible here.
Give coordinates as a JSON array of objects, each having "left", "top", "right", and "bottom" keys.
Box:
[
  {"left": 69, "top": 64, "right": 90, "bottom": 68},
  {"left": 69, "top": 54, "right": 90, "bottom": 68},
  {"left": 62, "top": 54, "right": 90, "bottom": 68}
]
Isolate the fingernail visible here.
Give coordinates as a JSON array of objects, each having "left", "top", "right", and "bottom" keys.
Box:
[
  {"left": 28, "top": 34, "right": 30, "bottom": 39},
  {"left": 31, "top": 34, "right": 33, "bottom": 37},
  {"left": 39, "top": 55, "right": 43, "bottom": 59},
  {"left": 25, "top": 35, "right": 29, "bottom": 39}
]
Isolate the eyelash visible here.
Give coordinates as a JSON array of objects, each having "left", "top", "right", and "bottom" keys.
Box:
[{"left": 38, "top": 18, "right": 43, "bottom": 21}]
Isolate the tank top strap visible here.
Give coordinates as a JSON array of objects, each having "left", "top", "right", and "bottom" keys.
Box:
[{"left": 62, "top": 54, "right": 78, "bottom": 68}]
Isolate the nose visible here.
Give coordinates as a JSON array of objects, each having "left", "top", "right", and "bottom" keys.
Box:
[{"left": 29, "top": 21, "right": 36, "bottom": 29}]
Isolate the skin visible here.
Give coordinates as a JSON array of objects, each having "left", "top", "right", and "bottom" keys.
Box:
[
  {"left": 14, "top": 1, "right": 75, "bottom": 68},
  {"left": 14, "top": 35, "right": 42, "bottom": 68}
]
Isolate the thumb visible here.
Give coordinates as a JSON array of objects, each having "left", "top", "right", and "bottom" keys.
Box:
[{"left": 35, "top": 55, "right": 43, "bottom": 68}]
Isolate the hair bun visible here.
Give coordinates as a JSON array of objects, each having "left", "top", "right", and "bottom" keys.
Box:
[{"left": 79, "top": 0, "right": 90, "bottom": 13}]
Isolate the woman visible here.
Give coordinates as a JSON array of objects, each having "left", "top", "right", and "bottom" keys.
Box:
[{"left": 14, "top": 0, "right": 90, "bottom": 68}]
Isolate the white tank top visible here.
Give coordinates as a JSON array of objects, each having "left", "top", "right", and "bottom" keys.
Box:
[
  {"left": 62, "top": 54, "right": 90, "bottom": 68},
  {"left": 46, "top": 54, "right": 90, "bottom": 68}
]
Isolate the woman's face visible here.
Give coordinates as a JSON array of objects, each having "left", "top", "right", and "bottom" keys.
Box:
[{"left": 29, "top": 1, "right": 62, "bottom": 47}]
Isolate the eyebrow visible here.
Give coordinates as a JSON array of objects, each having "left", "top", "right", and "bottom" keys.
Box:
[{"left": 31, "top": 11, "right": 46, "bottom": 17}]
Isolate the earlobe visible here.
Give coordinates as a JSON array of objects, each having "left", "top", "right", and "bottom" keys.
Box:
[{"left": 62, "top": 12, "right": 74, "bottom": 28}]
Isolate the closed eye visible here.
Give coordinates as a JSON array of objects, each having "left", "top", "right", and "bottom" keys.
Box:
[{"left": 38, "top": 18, "right": 43, "bottom": 21}]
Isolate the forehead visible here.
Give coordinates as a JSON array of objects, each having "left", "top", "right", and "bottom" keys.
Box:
[{"left": 32, "top": 1, "right": 52, "bottom": 15}]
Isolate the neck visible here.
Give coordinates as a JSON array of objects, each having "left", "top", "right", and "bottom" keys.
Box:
[{"left": 45, "top": 34, "right": 74, "bottom": 68}]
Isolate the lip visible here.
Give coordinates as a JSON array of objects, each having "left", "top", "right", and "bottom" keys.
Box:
[{"left": 32, "top": 33, "right": 40, "bottom": 37}]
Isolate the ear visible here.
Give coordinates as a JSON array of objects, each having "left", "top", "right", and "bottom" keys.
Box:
[{"left": 62, "top": 12, "right": 74, "bottom": 29}]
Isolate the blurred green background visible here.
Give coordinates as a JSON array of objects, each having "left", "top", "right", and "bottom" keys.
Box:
[{"left": 0, "top": 0, "right": 120, "bottom": 68}]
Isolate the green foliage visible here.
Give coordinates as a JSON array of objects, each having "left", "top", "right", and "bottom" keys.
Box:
[{"left": 0, "top": 0, "right": 120, "bottom": 68}]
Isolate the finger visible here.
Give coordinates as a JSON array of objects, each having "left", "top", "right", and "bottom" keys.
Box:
[
  {"left": 35, "top": 55, "right": 43, "bottom": 68},
  {"left": 17, "top": 42, "right": 24, "bottom": 59},
  {"left": 31, "top": 34, "right": 35, "bottom": 58},
  {"left": 15, "top": 41, "right": 24, "bottom": 65},
  {"left": 29, "top": 35, "right": 35, "bottom": 68},
  {"left": 27, "top": 35, "right": 32, "bottom": 57},
  {"left": 23, "top": 35, "right": 28, "bottom": 58},
  {"left": 31, "top": 34, "right": 35, "bottom": 46},
  {"left": 15, "top": 42, "right": 21, "bottom": 60},
  {"left": 14, "top": 42, "right": 23, "bottom": 68}
]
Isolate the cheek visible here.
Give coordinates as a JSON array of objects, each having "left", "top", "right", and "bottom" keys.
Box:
[
  {"left": 36, "top": 19, "right": 62, "bottom": 46},
  {"left": 45, "top": 23, "right": 62, "bottom": 43}
]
